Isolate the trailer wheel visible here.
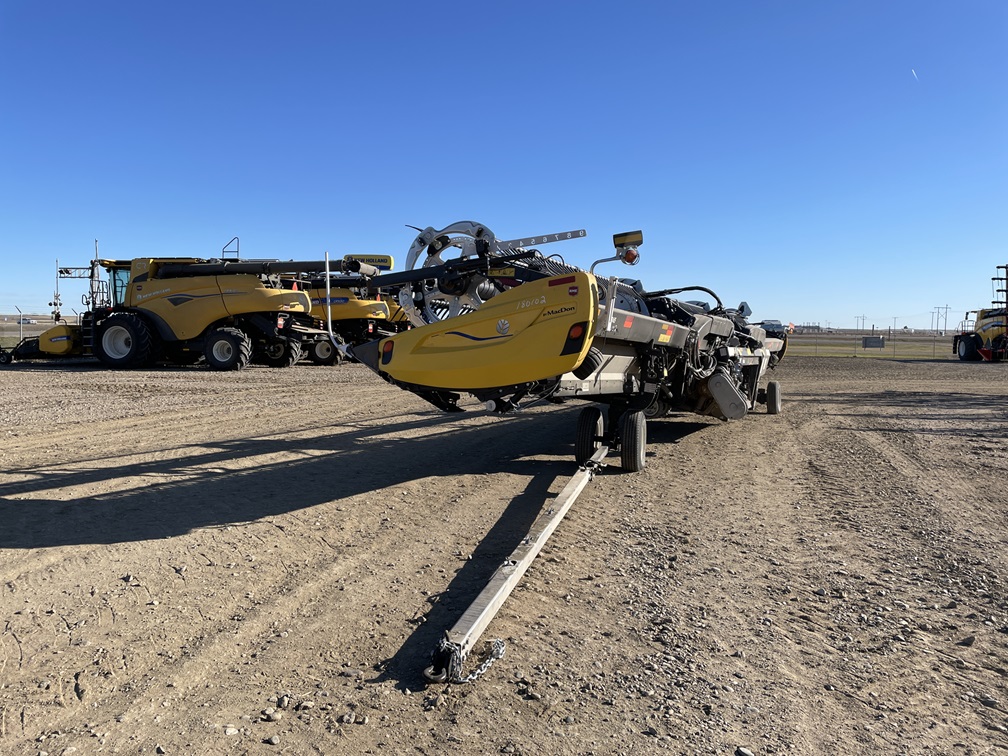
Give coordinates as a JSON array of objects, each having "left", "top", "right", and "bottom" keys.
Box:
[
  {"left": 619, "top": 410, "right": 647, "bottom": 472},
  {"left": 310, "top": 338, "right": 343, "bottom": 366},
  {"left": 204, "top": 327, "right": 252, "bottom": 371},
  {"left": 574, "top": 406, "right": 605, "bottom": 466},
  {"left": 957, "top": 335, "right": 982, "bottom": 361},
  {"left": 94, "top": 313, "right": 154, "bottom": 369},
  {"left": 766, "top": 380, "right": 782, "bottom": 415},
  {"left": 260, "top": 338, "right": 303, "bottom": 368},
  {"left": 0, "top": 350, "right": 12, "bottom": 365}
]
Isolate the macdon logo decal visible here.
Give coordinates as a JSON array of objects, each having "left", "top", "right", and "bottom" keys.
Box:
[{"left": 542, "top": 305, "right": 576, "bottom": 318}]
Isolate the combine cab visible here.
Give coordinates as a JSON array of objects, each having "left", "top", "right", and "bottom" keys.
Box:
[{"left": 350, "top": 221, "right": 786, "bottom": 471}]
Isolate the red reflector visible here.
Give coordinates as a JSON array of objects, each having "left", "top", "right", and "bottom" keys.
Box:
[
  {"left": 568, "top": 323, "right": 584, "bottom": 340},
  {"left": 382, "top": 341, "right": 394, "bottom": 353},
  {"left": 368, "top": 322, "right": 374, "bottom": 333},
  {"left": 549, "top": 275, "right": 577, "bottom": 286}
]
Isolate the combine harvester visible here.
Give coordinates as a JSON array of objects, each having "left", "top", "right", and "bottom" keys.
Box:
[
  {"left": 953, "top": 264, "right": 1007, "bottom": 362},
  {"left": 288, "top": 254, "right": 412, "bottom": 365},
  {"left": 340, "top": 220, "right": 787, "bottom": 682},
  {"left": 0, "top": 250, "right": 382, "bottom": 370}
]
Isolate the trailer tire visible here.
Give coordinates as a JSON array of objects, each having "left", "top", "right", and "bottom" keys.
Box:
[
  {"left": 204, "top": 327, "right": 252, "bottom": 371},
  {"left": 94, "top": 313, "right": 154, "bottom": 369},
  {"left": 260, "top": 338, "right": 303, "bottom": 368},
  {"left": 0, "top": 350, "right": 12, "bottom": 365},
  {"left": 766, "top": 380, "right": 782, "bottom": 415},
  {"left": 575, "top": 406, "right": 605, "bottom": 466},
  {"left": 619, "top": 410, "right": 647, "bottom": 472},
  {"left": 957, "top": 335, "right": 982, "bottom": 361},
  {"left": 310, "top": 338, "right": 343, "bottom": 366}
]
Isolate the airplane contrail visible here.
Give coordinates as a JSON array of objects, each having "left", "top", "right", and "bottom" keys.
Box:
[{"left": 912, "top": 68, "right": 919, "bottom": 81}]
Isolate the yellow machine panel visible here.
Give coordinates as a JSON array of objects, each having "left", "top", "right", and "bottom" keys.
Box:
[
  {"left": 376, "top": 272, "right": 598, "bottom": 390},
  {"left": 39, "top": 323, "right": 81, "bottom": 356},
  {"left": 220, "top": 277, "right": 310, "bottom": 319},
  {"left": 126, "top": 268, "right": 310, "bottom": 341},
  {"left": 309, "top": 288, "right": 390, "bottom": 321}
]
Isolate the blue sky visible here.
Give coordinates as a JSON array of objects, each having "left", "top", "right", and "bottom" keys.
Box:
[{"left": 2, "top": 1, "right": 1005, "bottom": 329}]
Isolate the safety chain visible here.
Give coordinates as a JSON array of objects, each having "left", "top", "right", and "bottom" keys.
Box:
[
  {"left": 457, "top": 638, "right": 506, "bottom": 684},
  {"left": 427, "top": 638, "right": 506, "bottom": 685}
]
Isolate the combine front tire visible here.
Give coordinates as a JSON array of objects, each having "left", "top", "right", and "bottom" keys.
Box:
[
  {"left": 94, "top": 313, "right": 154, "bottom": 369},
  {"left": 766, "top": 380, "right": 782, "bottom": 415},
  {"left": 204, "top": 327, "right": 252, "bottom": 371},
  {"left": 957, "top": 335, "right": 982, "bottom": 362},
  {"left": 574, "top": 406, "right": 605, "bottom": 466},
  {"left": 619, "top": 410, "right": 647, "bottom": 472}
]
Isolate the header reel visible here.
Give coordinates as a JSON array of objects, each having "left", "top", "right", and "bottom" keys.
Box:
[{"left": 397, "top": 221, "right": 591, "bottom": 326}]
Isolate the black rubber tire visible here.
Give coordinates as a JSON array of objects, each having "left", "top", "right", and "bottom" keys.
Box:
[
  {"left": 309, "top": 338, "right": 343, "bottom": 366},
  {"left": 957, "top": 335, "right": 982, "bottom": 361},
  {"left": 260, "top": 338, "right": 303, "bottom": 368},
  {"left": 619, "top": 410, "right": 647, "bottom": 472},
  {"left": 766, "top": 380, "right": 782, "bottom": 415},
  {"left": 574, "top": 406, "right": 605, "bottom": 466},
  {"left": 572, "top": 347, "right": 604, "bottom": 380},
  {"left": 204, "top": 327, "right": 253, "bottom": 371},
  {"left": 0, "top": 350, "right": 12, "bottom": 365},
  {"left": 94, "top": 312, "right": 154, "bottom": 369}
]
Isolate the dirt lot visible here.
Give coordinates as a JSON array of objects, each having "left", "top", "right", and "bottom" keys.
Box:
[{"left": 2, "top": 356, "right": 1007, "bottom": 755}]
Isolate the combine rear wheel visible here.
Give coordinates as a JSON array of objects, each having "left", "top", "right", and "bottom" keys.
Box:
[
  {"left": 260, "top": 338, "right": 303, "bottom": 368},
  {"left": 94, "top": 313, "right": 154, "bottom": 369},
  {"left": 574, "top": 406, "right": 605, "bottom": 466},
  {"left": 619, "top": 410, "right": 647, "bottom": 472},
  {"left": 310, "top": 338, "right": 343, "bottom": 366},
  {"left": 204, "top": 327, "right": 252, "bottom": 371},
  {"left": 0, "top": 350, "right": 12, "bottom": 365},
  {"left": 766, "top": 380, "right": 782, "bottom": 415}
]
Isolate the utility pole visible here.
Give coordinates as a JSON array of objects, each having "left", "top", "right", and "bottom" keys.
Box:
[{"left": 15, "top": 305, "right": 22, "bottom": 342}]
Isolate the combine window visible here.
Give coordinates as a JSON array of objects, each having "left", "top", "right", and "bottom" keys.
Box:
[{"left": 110, "top": 268, "right": 130, "bottom": 307}]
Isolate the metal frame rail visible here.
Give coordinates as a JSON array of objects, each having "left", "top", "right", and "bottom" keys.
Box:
[{"left": 424, "top": 445, "right": 609, "bottom": 684}]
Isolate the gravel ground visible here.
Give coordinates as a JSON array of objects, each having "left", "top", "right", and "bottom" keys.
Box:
[{"left": 2, "top": 356, "right": 1008, "bottom": 755}]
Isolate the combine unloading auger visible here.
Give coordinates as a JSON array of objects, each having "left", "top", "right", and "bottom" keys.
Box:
[{"left": 349, "top": 221, "right": 786, "bottom": 471}]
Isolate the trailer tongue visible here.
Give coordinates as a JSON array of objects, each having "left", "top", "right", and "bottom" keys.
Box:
[{"left": 425, "top": 445, "right": 609, "bottom": 684}]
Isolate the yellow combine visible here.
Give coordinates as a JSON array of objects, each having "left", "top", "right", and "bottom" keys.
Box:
[{"left": 0, "top": 254, "right": 376, "bottom": 370}]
